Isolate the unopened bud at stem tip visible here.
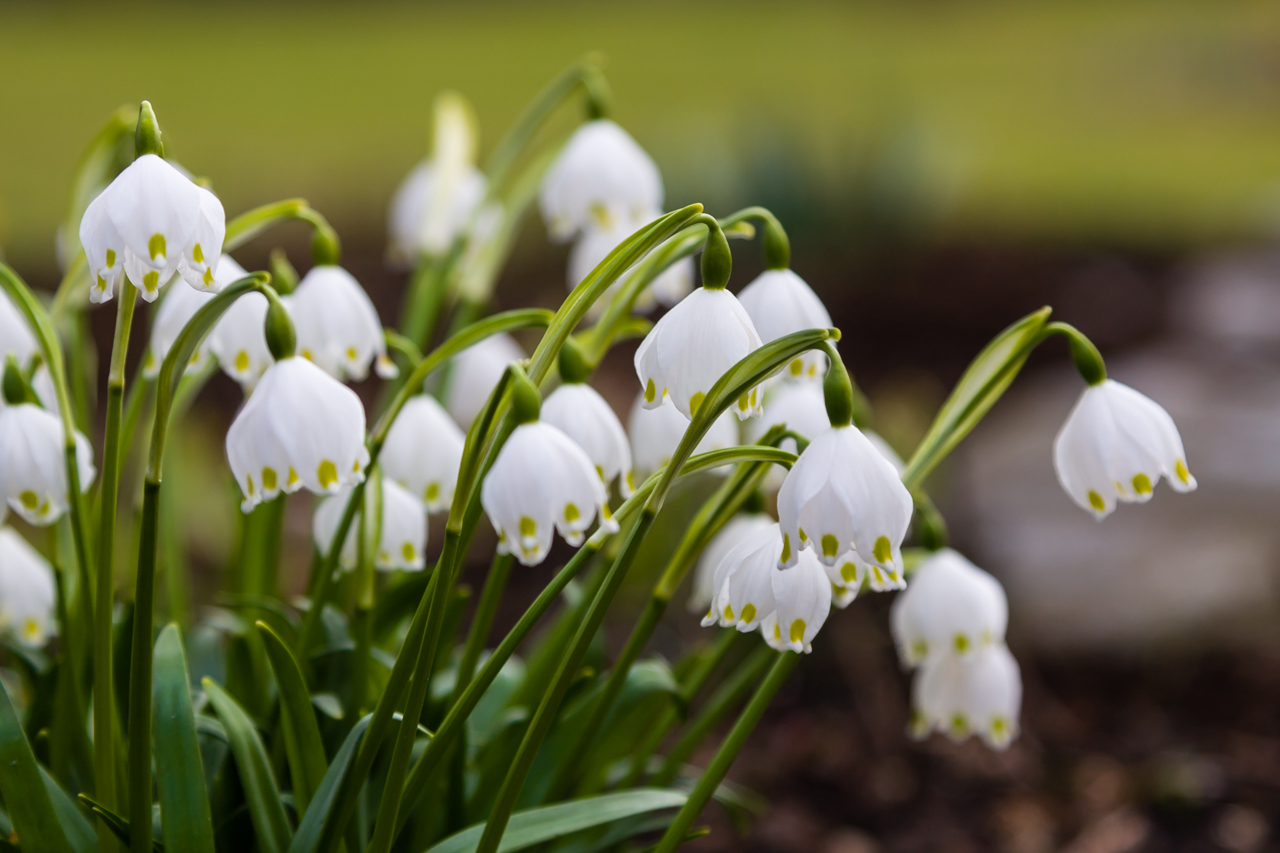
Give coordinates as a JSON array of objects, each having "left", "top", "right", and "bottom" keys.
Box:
[
  {"left": 135, "top": 100, "right": 164, "bottom": 158},
  {"left": 264, "top": 295, "right": 296, "bottom": 361}
]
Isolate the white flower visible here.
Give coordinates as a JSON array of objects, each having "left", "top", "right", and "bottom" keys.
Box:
[
  {"left": 746, "top": 381, "right": 831, "bottom": 490},
  {"left": 538, "top": 119, "right": 663, "bottom": 242},
  {"left": 823, "top": 550, "right": 905, "bottom": 609},
  {"left": 687, "top": 513, "right": 776, "bottom": 614},
  {"left": 0, "top": 528, "right": 57, "bottom": 647},
  {"left": 702, "top": 522, "right": 780, "bottom": 632},
  {"left": 567, "top": 210, "right": 693, "bottom": 316},
  {"left": 0, "top": 289, "right": 38, "bottom": 368},
  {"left": 225, "top": 356, "right": 369, "bottom": 512},
  {"left": 1053, "top": 378, "right": 1196, "bottom": 519},
  {"left": 480, "top": 421, "right": 616, "bottom": 566},
  {"left": 911, "top": 642, "right": 1021, "bottom": 750},
  {"left": 634, "top": 287, "right": 763, "bottom": 421},
  {"left": 541, "top": 382, "right": 634, "bottom": 498},
  {"left": 627, "top": 392, "right": 739, "bottom": 479},
  {"left": 388, "top": 160, "right": 487, "bottom": 262},
  {"left": 736, "top": 269, "right": 832, "bottom": 381},
  {"left": 0, "top": 404, "right": 95, "bottom": 525},
  {"left": 144, "top": 269, "right": 216, "bottom": 378},
  {"left": 289, "top": 266, "right": 395, "bottom": 382},
  {"left": 380, "top": 394, "right": 464, "bottom": 513},
  {"left": 206, "top": 257, "right": 272, "bottom": 392},
  {"left": 79, "top": 154, "right": 224, "bottom": 303},
  {"left": 444, "top": 333, "right": 525, "bottom": 430},
  {"left": 762, "top": 549, "right": 833, "bottom": 654},
  {"left": 312, "top": 479, "right": 427, "bottom": 571},
  {"left": 890, "top": 549, "right": 1007, "bottom": 668},
  {"left": 777, "top": 424, "right": 913, "bottom": 576}
]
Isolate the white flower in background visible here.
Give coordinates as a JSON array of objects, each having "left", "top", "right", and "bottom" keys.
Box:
[
  {"left": 481, "top": 420, "right": 616, "bottom": 566},
  {"left": 79, "top": 153, "right": 224, "bottom": 302},
  {"left": 312, "top": 479, "right": 427, "bottom": 571},
  {"left": 824, "top": 549, "right": 906, "bottom": 609},
  {"left": 762, "top": 549, "right": 833, "bottom": 654},
  {"left": 144, "top": 270, "right": 216, "bottom": 378},
  {"left": 736, "top": 269, "right": 832, "bottom": 381},
  {"left": 380, "top": 394, "right": 464, "bottom": 513},
  {"left": 0, "top": 404, "right": 95, "bottom": 526},
  {"left": 910, "top": 642, "right": 1022, "bottom": 750},
  {"left": 388, "top": 161, "right": 487, "bottom": 262},
  {"left": 0, "top": 290, "right": 38, "bottom": 368},
  {"left": 890, "top": 549, "right": 1008, "bottom": 667},
  {"left": 628, "top": 392, "right": 739, "bottom": 479},
  {"left": 542, "top": 381, "right": 634, "bottom": 497},
  {"left": 687, "top": 513, "right": 776, "bottom": 614},
  {"left": 539, "top": 119, "right": 663, "bottom": 242},
  {"left": 226, "top": 356, "right": 369, "bottom": 512},
  {"left": 1053, "top": 379, "right": 1196, "bottom": 519},
  {"left": 635, "top": 287, "right": 764, "bottom": 421},
  {"left": 702, "top": 522, "right": 780, "bottom": 633},
  {"left": 0, "top": 528, "right": 57, "bottom": 647},
  {"left": 454, "top": 202, "right": 508, "bottom": 304},
  {"left": 567, "top": 210, "right": 693, "bottom": 316},
  {"left": 289, "top": 266, "right": 396, "bottom": 382},
  {"left": 777, "top": 424, "right": 913, "bottom": 576},
  {"left": 444, "top": 333, "right": 525, "bottom": 430},
  {"left": 206, "top": 257, "right": 273, "bottom": 392}
]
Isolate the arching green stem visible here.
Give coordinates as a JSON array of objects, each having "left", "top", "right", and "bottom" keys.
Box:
[
  {"left": 1042, "top": 321, "right": 1107, "bottom": 386},
  {"left": 222, "top": 198, "right": 341, "bottom": 264}
]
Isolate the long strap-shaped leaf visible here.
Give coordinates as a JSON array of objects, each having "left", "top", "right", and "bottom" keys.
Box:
[
  {"left": 257, "top": 621, "right": 328, "bottom": 814},
  {"left": 0, "top": 677, "right": 74, "bottom": 853},
  {"left": 202, "top": 679, "right": 293, "bottom": 853},
  {"left": 38, "top": 767, "right": 95, "bottom": 853},
  {"left": 287, "top": 715, "right": 372, "bottom": 853},
  {"left": 153, "top": 624, "right": 215, "bottom": 853},
  {"left": 77, "top": 795, "right": 163, "bottom": 853}
]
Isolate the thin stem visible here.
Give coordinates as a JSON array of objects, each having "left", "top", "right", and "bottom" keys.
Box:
[
  {"left": 127, "top": 480, "right": 160, "bottom": 853},
  {"left": 453, "top": 553, "right": 515, "bottom": 699}
]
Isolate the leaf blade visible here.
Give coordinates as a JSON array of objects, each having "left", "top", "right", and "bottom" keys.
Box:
[
  {"left": 153, "top": 624, "right": 216, "bottom": 853},
  {"left": 0, "top": 677, "right": 73, "bottom": 853},
  {"left": 256, "top": 620, "right": 328, "bottom": 814}
]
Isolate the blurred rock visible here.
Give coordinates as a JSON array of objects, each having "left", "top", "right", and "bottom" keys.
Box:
[
  {"left": 820, "top": 827, "right": 881, "bottom": 853},
  {"left": 993, "top": 795, "right": 1056, "bottom": 853},
  {"left": 1061, "top": 808, "right": 1149, "bottom": 853},
  {"left": 1212, "top": 804, "right": 1270, "bottom": 853}
]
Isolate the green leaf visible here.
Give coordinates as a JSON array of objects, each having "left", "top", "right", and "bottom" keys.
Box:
[
  {"left": 202, "top": 678, "right": 293, "bottom": 853},
  {"left": 426, "top": 789, "right": 688, "bottom": 853},
  {"left": 77, "top": 794, "right": 164, "bottom": 852},
  {"left": 287, "top": 714, "right": 372, "bottom": 853},
  {"left": 256, "top": 621, "right": 328, "bottom": 814},
  {"left": 0, "top": 677, "right": 74, "bottom": 853},
  {"left": 38, "top": 767, "right": 95, "bottom": 853},
  {"left": 587, "top": 660, "right": 681, "bottom": 772},
  {"left": 153, "top": 624, "right": 216, "bottom": 853}
]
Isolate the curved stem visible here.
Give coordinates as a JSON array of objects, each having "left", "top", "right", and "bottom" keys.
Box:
[{"left": 1042, "top": 320, "right": 1106, "bottom": 385}]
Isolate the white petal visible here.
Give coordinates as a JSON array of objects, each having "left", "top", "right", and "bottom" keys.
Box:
[
  {"left": 889, "top": 548, "right": 1007, "bottom": 668},
  {"left": 381, "top": 394, "right": 465, "bottom": 512},
  {"left": 289, "top": 266, "right": 388, "bottom": 382},
  {"left": 688, "top": 513, "right": 776, "bottom": 615},
  {"left": 770, "top": 548, "right": 832, "bottom": 653},
  {"left": 444, "top": 333, "right": 525, "bottom": 430},
  {"left": 542, "top": 382, "right": 633, "bottom": 496},
  {"left": 627, "top": 392, "right": 739, "bottom": 479},
  {"left": 736, "top": 269, "right": 832, "bottom": 381},
  {"left": 0, "top": 527, "right": 57, "bottom": 646}
]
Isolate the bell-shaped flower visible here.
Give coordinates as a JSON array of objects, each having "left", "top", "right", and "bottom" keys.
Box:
[
  {"left": 736, "top": 269, "right": 832, "bottom": 381},
  {"left": 890, "top": 549, "right": 1007, "bottom": 668},
  {"left": 0, "top": 527, "right": 57, "bottom": 647},
  {"left": 1053, "top": 379, "right": 1196, "bottom": 519},
  {"left": 388, "top": 160, "right": 488, "bottom": 262},
  {"left": 628, "top": 392, "right": 739, "bottom": 479},
  {"left": 777, "top": 424, "right": 913, "bottom": 577},
  {"left": 481, "top": 420, "right": 616, "bottom": 566},
  {"left": 542, "top": 381, "right": 634, "bottom": 498},
  {"left": 144, "top": 270, "right": 216, "bottom": 378},
  {"left": 747, "top": 381, "right": 831, "bottom": 490},
  {"left": 226, "top": 356, "right": 369, "bottom": 512},
  {"left": 824, "top": 549, "right": 906, "bottom": 609},
  {"left": 910, "top": 642, "right": 1022, "bottom": 750},
  {"left": 444, "top": 333, "right": 525, "bottom": 430},
  {"left": 762, "top": 548, "right": 833, "bottom": 654},
  {"left": 0, "top": 403, "right": 95, "bottom": 526},
  {"left": 289, "top": 266, "right": 395, "bottom": 382},
  {"left": 312, "top": 479, "right": 427, "bottom": 571},
  {"left": 0, "top": 290, "right": 39, "bottom": 369},
  {"left": 635, "top": 287, "right": 764, "bottom": 421},
  {"left": 687, "top": 513, "right": 776, "bottom": 615},
  {"left": 568, "top": 210, "right": 693, "bottom": 317},
  {"left": 702, "top": 521, "right": 780, "bottom": 633},
  {"left": 203, "top": 256, "right": 273, "bottom": 391},
  {"left": 539, "top": 119, "right": 663, "bottom": 242},
  {"left": 79, "top": 154, "right": 224, "bottom": 303},
  {"left": 380, "top": 394, "right": 464, "bottom": 513}
]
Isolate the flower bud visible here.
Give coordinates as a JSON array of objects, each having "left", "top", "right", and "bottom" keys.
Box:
[
  {"left": 135, "top": 100, "right": 164, "bottom": 158},
  {"left": 510, "top": 366, "right": 542, "bottom": 425},
  {"left": 700, "top": 221, "right": 732, "bottom": 291},
  {"left": 264, "top": 296, "right": 296, "bottom": 361}
]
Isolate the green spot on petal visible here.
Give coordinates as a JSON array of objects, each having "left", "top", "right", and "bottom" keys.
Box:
[
  {"left": 1175, "top": 459, "right": 1191, "bottom": 484},
  {"left": 689, "top": 391, "right": 705, "bottom": 416},
  {"left": 1088, "top": 490, "right": 1106, "bottom": 512},
  {"left": 148, "top": 233, "right": 166, "bottom": 261},
  {"left": 740, "top": 603, "right": 756, "bottom": 623},
  {"left": 1132, "top": 473, "right": 1152, "bottom": 495},
  {"left": 873, "top": 536, "right": 892, "bottom": 565},
  {"left": 262, "top": 467, "right": 277, "bottom": 491},
  {"left": 790, "top": 619, "right": 806, "bottom": 644},
  {"left": 519, "top": 516, "right": 536, "bottom": 537},
  {"left": 644, "top": 378, "right": 656, "bottom": 403},
  {"left": 821, "top": 534, "right": 839, "bottom": 558},
  {"left": 317, "top": 460, "right": 338, "bottom": 488}
]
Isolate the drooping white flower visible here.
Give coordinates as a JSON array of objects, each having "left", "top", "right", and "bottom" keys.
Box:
[
  {"left": 480, "top": 420, "right": 616, "bottom": 566},
  {"left": 762, "top": 549, "right": 833, "bottom": 654},
  {"left": 0, "top": 528, "right": 57, "bottom": 647},
  {"left": 635, "top": 287, "right": 763, "bottom": 421},
  {"left": 444, "top": 333, "right": 525, "bottom": 430},
  {"left": 539, "top": 119, "right": 663, "bottom": 242},
  {"left": 1053, "top": 378, "right": 1196, "bottom": 519},
  {"left": 79, "top": 154, "right": 224, "bottom": 303},
  {"left": 206, "top": 257, "right": 272, "bottom": 392},
  {"left": 380, "top": 394, "right": 464, "bottom": 513},
  {"left": 144, "top": 270, "right": 216, "bottom": 378},
  {"left": 289, "top": 266, "right": 395, "bottom": 382},
  {"left": 687, "top": 513, "right": 776, "bottom": 614},
  {"left": 823, "top": 549, "right": 905, "bottom": 609},
  {"left": 910, "top": 642, "right": 1022, "bottom": 750},
  {"left": 225, "top": 356, "right": 369, "bottom": 512},
  {"left": 890, "top": 549, "right": 1008, "bottom": 668},
  {"left": 541, "top": 382, "right": 634, "bottom": 498},
  {"left": 388, "top": 161, "right": 487, "bottom": 262},
  {"left": 627, "top": 392, "right": 739, "bottom": 479},
  {"left": 567, "top": 210, "right": 693, "bottom": 316},
  {"left": 777, "top": 424, "right": 913, "bottom": 577},
  {"left": 0, "top": 290, "right": 38, "bottom": 369},
  {"left": 0, "top": 404, "right": 95, "bottom": 526},
  {"left": 312, "top": 479, "right": 427, "bottom": 571},
  {"left": 736, "top": 269, "right": 832, "bottom": 381},
  {"left": 702, "top": 522, "right": 780, "bottom": 633}
]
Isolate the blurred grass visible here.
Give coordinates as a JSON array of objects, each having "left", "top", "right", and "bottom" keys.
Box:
[{"left": 3, "top": 0, "right": 1280, "bottom": 271}]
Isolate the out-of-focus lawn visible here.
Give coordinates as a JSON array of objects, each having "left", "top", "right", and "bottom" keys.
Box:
[{"left": 3, "top": 0, "right": 1280, "bottom": 270}]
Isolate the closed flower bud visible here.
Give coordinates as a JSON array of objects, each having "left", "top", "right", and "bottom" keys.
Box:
[
  {"left": 289, "top": 266, "right": 396, "bottom": 382},
  {"left": 890, "top": 548, "right": 1008, "bottom": 668},
  {"left": 541, "top": 381, "right": 634, "bottom": 498},
  {"left": 736, "top": 269, "right": 832, "bottom": 381},
  {"left": 634, "top": 287, "right": 764, "bottom": 421},
  {"left": 539, "top": 119, "right": 663, "bottom": 242},
  {"left": 0, "top": 403, "right": 95, "bottom": 526},
  {"left": 1053, "top": 378, "right": 1196, "bottom": 519},
  {"left": 567, "top": 210, "right": 693, "bottom": 316},
  {"left": 481, "top": 420, "right": 617, "bottom": 566},
  {"left": 627, "top": 392, "right": 739, "bottom": 479},
  {"left": 206, "top": 257, "right": 273, "bottom": 392},
  {"left": 776, "top": 425, "right": 913, "bottom": 577},
  {"left": 0, "top": 528, "right": 57, "bottom": 647},
  {"left": 911, "top": 642, "right": 1022, "bottom": 750},
  {"left": 388, "top": 160, "right": 487, "bottom": 263},
  {"left": 225, "top": 356, "right": 369, "bottom": 512},
  {"left": 380, "top": 394, "right": 464, "bottom": 513},
  {"left": 312, "top": 479, "right": 427, "bottom": 571},
  {"left": 687, "top": 513, "right": 776, "bottom": 615},
  {"left": 444, "top": 333, "right": 525, "bottom": 430}
]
